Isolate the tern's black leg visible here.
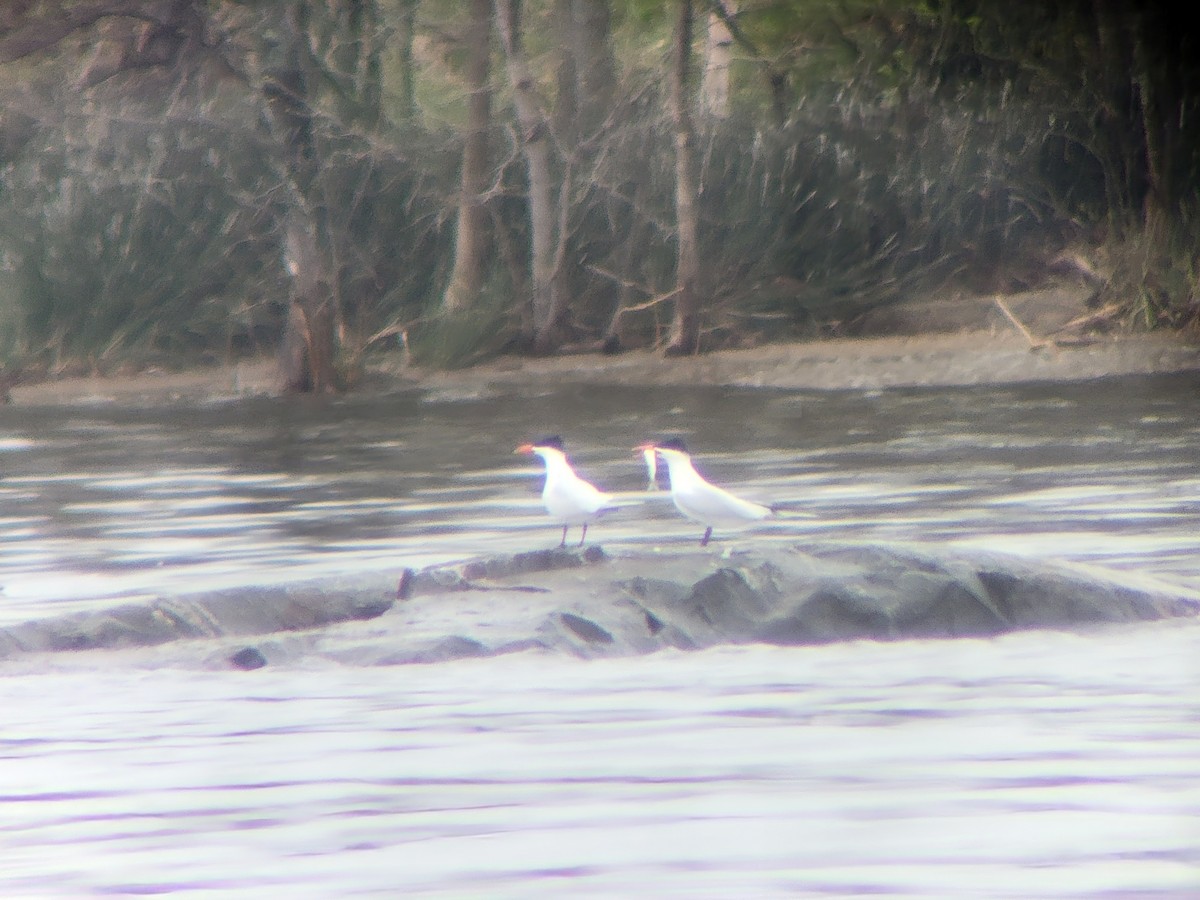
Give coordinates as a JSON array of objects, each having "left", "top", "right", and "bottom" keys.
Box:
[
  {"left": 700, "top": 526, "right": 712, "bottom": 546},
  {"left": 559, "top": 525, "right": 568, "bottom": 548},
  {"left": 578, "top": 523, "right": 588, "bottom": 546}
]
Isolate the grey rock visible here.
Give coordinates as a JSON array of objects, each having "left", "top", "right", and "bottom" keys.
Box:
[
  {"left": 0, "top": 579, "right": 396, "bottom": 658},
  {"left": 229, "top": 646, "right": 268, "bottom": 670},
  {"left": 2, "top": 543, "right": 1196, "bottom": 664}
]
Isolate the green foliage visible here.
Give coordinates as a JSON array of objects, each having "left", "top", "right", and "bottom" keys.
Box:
[
  {"left": 1, "top": 0, "right": 1196, "bottom": 378},
  {"left": 407, "top": 280, "right": 520, "bottom": 369},
  {"left": 0, "top": 83, "right": 283, "bottom": 370},
  {"left": 706, "top": 0, "right": 1200, "bottom": 331}
]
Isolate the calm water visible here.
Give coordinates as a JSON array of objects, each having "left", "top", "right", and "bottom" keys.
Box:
[{"left": 2, "top": 373, "right": 1199, "bottom": 897}]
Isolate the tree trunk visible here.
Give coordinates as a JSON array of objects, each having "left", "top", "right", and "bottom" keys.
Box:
[
  {"left": 442, "top": 0, "right": 493, "bottom": 315},
  {"left": 701, "top": 0, "right": 734, "bottom": 119},
  {"left": 279, "top": 218, "right": 337, "bottom": 393},
  {"left": 553, "top": 0, "right": 580, "bottom": 142},
  {"left": 571, "top": 0, "right": 616, "bottom": 131},
  {"left": 666, "top": 0, "right": 702, "bottom": 356},
  {"left": 495, "top": 0, "right": 563, "bottom": 352},
  {"left": 703, "top": 0, "right": 788, "bottom": 125},
  {"left": 393, "top": 0, "right": 418, "bottom": 119},
  {"left": 552, "top": 0, "right": 615, "bottom": 137},
  {"left": 262, "top": 7, "right": 340, "bottom": 393},
  {"left": 1091, "top": 0, "right": 1141, "bottom": 233},
  {"left": 1130, "top": 8, "right": 1173, "bottom": 239}
]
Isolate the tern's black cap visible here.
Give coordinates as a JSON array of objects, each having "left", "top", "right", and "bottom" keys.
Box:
[
  {"left": 657, "top": 438, "right": 688, "bottom": 453},
  {"left": 532, "top": 436, "right": 565, "bottom": 451}
]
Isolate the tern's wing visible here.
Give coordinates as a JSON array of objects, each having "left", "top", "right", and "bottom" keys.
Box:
[
  {"left": 567, "top": 474, "right": 614, "bottom": 514},
  {"left": 674, "top": 480, "right": 771, "bottom": 524}
]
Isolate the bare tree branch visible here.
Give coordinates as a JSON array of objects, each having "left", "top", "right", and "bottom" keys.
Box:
[{"left": 0, "top": 0, "right": 200, "bottom": 65}]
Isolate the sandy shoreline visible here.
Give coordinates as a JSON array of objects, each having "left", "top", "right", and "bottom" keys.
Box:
[{"left": 8, "top": 328, "right": 1200, "bottom": 405}]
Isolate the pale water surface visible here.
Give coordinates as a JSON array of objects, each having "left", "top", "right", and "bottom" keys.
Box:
[{"left": 1, "top": 373, "right": 1199, "bottom": 897}]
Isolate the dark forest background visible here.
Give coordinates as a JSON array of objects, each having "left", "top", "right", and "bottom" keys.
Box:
[{"left": 1, "top": 1, "right": 1197, "bottom": 391}]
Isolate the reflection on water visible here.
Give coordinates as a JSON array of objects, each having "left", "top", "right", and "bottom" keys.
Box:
[{"left": 1, "top": 372, "right": 1199, "bottom": 897}]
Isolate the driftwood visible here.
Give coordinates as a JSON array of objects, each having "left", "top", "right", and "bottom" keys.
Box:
[
  {"left": 995, "top": 293, "right": 1121, "bottom": 351},
  {"left": 1054, "top": 302, "right": 1124, "bottom": 336},
  {"left": 589, "top": 263, "right": 681, "bottom": 348},
  {"left": 994, "top": 295, "right": 1055, "bottom": 351}
]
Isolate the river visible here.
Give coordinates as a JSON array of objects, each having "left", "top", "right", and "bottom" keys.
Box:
[{"left": 2, "top": 373, "right": 1199, "bottom": 897}]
